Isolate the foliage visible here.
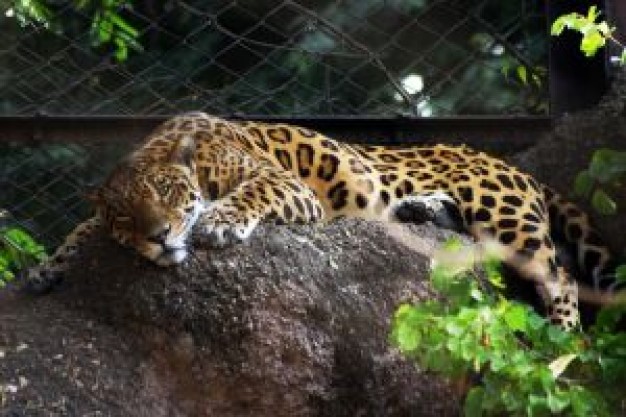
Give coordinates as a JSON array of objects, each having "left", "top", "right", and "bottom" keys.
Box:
[
  {"left": 6, "top": 0, "right": 140, "bottom": 61},
  {"left": 0, "top": 211, "right": 47, "bottom": 287},
  {"left": 391, "top": 241, "right": 626, "bottom": 416},
  {"left": 574, "top": 149, "right": 626, "bottom": 216},
  {"left": 551, "top": 5, "right": 626, "bottom": 63},
  {"left": 500, "top": 63, "right": 547, "bottom": 114},
  {"left": 501, "top": 63, "right": 546, "bottom": 89}
]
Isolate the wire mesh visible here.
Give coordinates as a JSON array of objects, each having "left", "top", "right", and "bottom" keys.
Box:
[
  {"left": 0, "top": 0, "right": 549, "bottom": 250},
  {"left": 0, "top": 141, "right": 130, "bottom": 248},
  {"left": 0, "top": 0, "right": 548, "bottom": 117}
]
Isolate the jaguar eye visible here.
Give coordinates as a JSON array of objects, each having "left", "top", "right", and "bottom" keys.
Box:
[
  {"left": 147, "top": 224, "right": 171, "bottom": 244},
  {"left": 114, "top": 216, "right": 133, "bottom": 228}
]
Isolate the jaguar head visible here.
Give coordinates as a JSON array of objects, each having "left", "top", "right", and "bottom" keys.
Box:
[{"left": 90, "top": 136, "right": 204, "bottom": 266}]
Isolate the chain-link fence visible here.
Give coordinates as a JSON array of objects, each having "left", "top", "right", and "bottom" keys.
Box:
[
  {"left": 0, "top": 141, "right": 129, "bottom": 249},
  {"left": 0, "top": 0, "right": 549, "bottom": 250},
  {"left": 1, "top": 0, "right": 548, "bottom": 116}
]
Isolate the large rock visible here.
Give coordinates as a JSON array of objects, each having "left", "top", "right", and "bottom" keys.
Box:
[{"left": 0, "top": 219, "right": 463, "bottom": 417}]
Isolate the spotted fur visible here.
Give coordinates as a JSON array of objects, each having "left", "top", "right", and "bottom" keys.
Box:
[{"left": 27, "top": 112, "right": 615, "bottom": 329}]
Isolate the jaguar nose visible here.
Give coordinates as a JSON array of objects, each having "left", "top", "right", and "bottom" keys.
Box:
[
  {"left": 154, "top": 244, "right": 187, "bottom": 266},
  {"left": 147, "top": 225, "right": 172, "bottom": 245},
  {"left": 161, "top": 244, "right": 176, "bottom": 255},
  {"left": 161, "top": 242, "right": 185, "bottom": 255}
]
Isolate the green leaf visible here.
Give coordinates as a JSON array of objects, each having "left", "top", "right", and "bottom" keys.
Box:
[
  {"left": 431, "top": 266, "right": 452, "bottom": 293},
  {"left": 115, "top": 30, "right": 144, "bottom": 52},
  {"left": 501, "top": 63, "right": 510, "bottom": 79},
  {"left": 527, "top": 394, "right": 550, "bottom": 416},
  {"left": 587, "top": 5, "right": 599, "bottom": 22},
  {"left": 1, "top": 269, "right": 14, "bottom": 282},
  {"left": 516, "top": 65, "right": 528, "bottom": 85},
  {"left": 114, "top": 38, "right": 128, "bottom": 61},
  {"left": 547, "top": 325, "right": 569, "bottom": 344},
  {"left": 526, "top": 312, "right": 547, "bottom": 331},
  {"left": 98, "top": 20, "right": 113, "bottom": 43},
  {"left": 569, "top": 387, "right": 606, "bottom": 417},
  {"left": 110, "top": 13, "right": 139, "bottom": 38},
  {"left": 594, "top": 305, "right": 626, "bottom": 331},
  {"left": 581, "top": 30, "right": 606, "bottom": 57},
  {"left": 445, "top": 320, "right": 464, "bottom": 337},
  {"left": 1, "top": 227, "right": 47, "bottom": 264},
  {"left": 448, "top": 280, "right": 473, "bottom": 306},
  {"left": 395, "top": 322, "right": 421, "bottom": 351},
  {"left": 591, "top": 189, "right": 617, "bottom": 216},
  {"left": 620, "top": 49, "right": 626, "bottom": 65},
  {"left": 574, "top": 170, "right": 594, "bottom": 198},
  {"left": 538, "top": 366, "right": 556, "bottom": 391},
  {"left": 551, "top": 14, "right": 577, "bottom": 36},
  {"left": 483, "top": 257, "right": 504, "bottom": 289},
  {"left": 547, "top": 390, "right": 571, "bottom": 414},
  {"left": 489, "top": 354, "right": 507, "bottom": 372},
  {"left": 503, "top": 304, "right": 527, "bottom": 332},
  {"left": 394, "top": 303, "right": 413, "bottom": 320},
  {"left": 391, "top": 304, "right": 429, "bottom": 352},
  {"left": 463, "top": 386, "right": 485, "bottom": 417},
  {"left": 589, "top": 149, "right": 626, "bottom": 182},
  {"left": 431, "top": 265, "right": 472, "bottom": 302}
]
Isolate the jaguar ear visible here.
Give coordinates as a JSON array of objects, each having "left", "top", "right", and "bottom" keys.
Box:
[
  {"left": 85, "top": 187, "right": 105, "bottom": 205},
  {"left": 85, "top": 186, "right": 118, "bottom": 206},
  {"left": 168, "top": 135, "right": 195, "bottom": 168}
]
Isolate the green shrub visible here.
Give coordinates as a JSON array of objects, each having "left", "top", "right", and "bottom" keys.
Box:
[
  {"left": 574, "top": 149, "right": 626, "bottom": 216},
  {"left": 0, "top": 211, "right": 47, "bottom": 287},
  {"left": 551, "top": 5, "right": 626, "bottom": 62},
  {"left": 390, "top": 240, "right": 626, "bottom": 417},
  {"left": 9, "top": 0, "right": 140, "bottom": 61}
]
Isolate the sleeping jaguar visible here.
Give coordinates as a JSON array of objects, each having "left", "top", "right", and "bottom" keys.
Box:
[{"left": 26, "top": 112, "right": 615, "bottom": 330}]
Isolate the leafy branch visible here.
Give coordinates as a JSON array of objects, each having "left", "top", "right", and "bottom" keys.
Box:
[
  {"left": 551, "top": 5, "right": 626, "bottom": 63},
  {"left": 574, "top": 149, "right": 626, "bottom": 216},
  {"left": 6, "top": 0, "right": 141, "bottom": 61},
  {"left": 0, "top": 210, "right": 47, "bottom": 287},
  {"left": 391, "top": 239, "right": 626, "bottom": 416}
]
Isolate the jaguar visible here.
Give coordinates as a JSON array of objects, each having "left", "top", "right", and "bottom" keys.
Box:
[{"left": 27, "top": 112, "right": 616, "bottom": 330}]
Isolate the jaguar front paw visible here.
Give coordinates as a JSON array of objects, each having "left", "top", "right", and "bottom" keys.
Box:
[
  {"left": 154, "top": 246, "right": 188, "bottom": 266},
  {"left": 198, "top": 203, "right": 260, "bottom": 248},
  {"left": 23, "top": 264, "right": 64, "bottom": 294}
]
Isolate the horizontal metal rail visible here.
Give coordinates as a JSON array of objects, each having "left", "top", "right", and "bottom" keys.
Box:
[{"left": 0, "top": 115, "right": 552, "bottom": 150}]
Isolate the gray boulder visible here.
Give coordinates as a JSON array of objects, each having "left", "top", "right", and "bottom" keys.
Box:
[{"left": 0, "top": 219, "right": 462, "bottom": 417}]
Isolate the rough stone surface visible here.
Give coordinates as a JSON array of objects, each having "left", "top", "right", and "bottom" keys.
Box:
[
  {"left": 3, "top": 69, "right": 626, "bottom": 417},
  {"left": 0, "top": 219, "right": 463, "bottom": 417}
]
